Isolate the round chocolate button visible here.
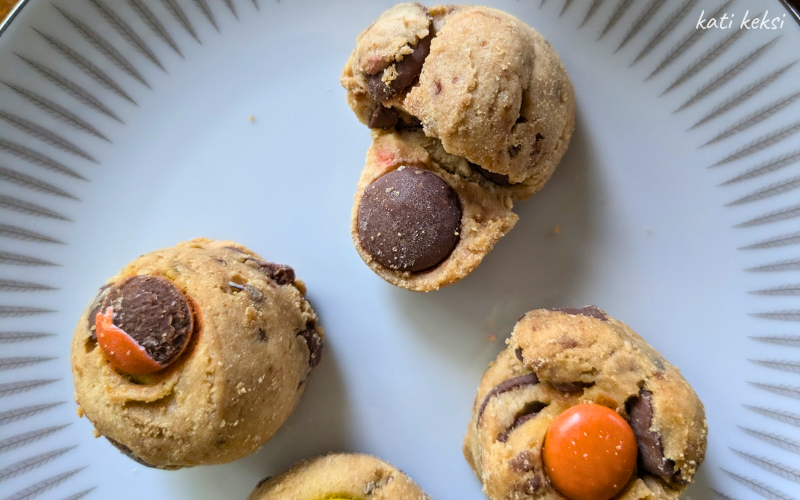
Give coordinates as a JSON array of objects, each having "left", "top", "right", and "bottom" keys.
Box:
[{"left": 358, "top": 168, "right": 461, "bottom": 272}]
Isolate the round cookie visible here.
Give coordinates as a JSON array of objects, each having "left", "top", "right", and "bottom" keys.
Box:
[
  {"left": 341, "top": 4, "right": 575, "bottom": 199},
  {"left": 248, "top": 453, "right": 430, "bottom": 500},
  {"left": 352, "top": 129, "right": 518, "bottom": 291},
  {"left": 71, "top": 238, "right": 322, "bottom": 469},
  {"left": 464, "top": 306, "right": 707, "bottom": 500}
]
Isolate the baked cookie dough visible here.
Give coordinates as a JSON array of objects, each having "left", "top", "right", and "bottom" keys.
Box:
[
  {"left": 352, "top": 129, "right": 517, "bottom": 291},
  {"left": 464, "top": 306, "right": 707, "bottom": 500},
  {"left": 342, "top": 3, "right": 575, "bottom": 197},
  {"left": 343, "top": 4, "right": 574, "bottom": 290},
  {"left": 71, "top": 238, "right": 322, "bottom": 469},
  {"left": 248, "top": 453, "right": 430, "bottom": 500}
]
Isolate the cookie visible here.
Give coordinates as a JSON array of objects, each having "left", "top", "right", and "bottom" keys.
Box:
[
  {"left": 464, "top": 307, "right": 707, "bottom": 500},
  {"left": 352, "top": 129, "right": 518, "bottom": 291},
  {"left": 342, "top": 4, "right": 575, "bottom": 198},
  {"left": 71, "top": 238, "right": 322, "bottom": 469},
  {"left": 248, "top": 453, "right": 430, "bottom": 500}
]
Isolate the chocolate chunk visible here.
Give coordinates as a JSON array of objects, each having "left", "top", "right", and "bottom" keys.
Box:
[
  {"left": 477, "top": 373, "right": 539, "bottom": 424},
  {"left": 255, "top": 261, "right": 295, "bottom": 285},
  {"left": 358, "top": 168, "right": 461, "bottom": 272},
  {"left": 366, "top": 32, "right": 433, "bottom": 101},
  {"left": 297, "top": 323, "right": 323, "bottom": 368},
  {"left": 523, "top": 475, "right": 543, "bottom": 494},
  {"left": 472, "top": 163, "right": 513, "bottom": 186},
  {"left": 507, "top": 144, "right": 521, "bottom": 158},
  {"left": 101, "top": 275, "right": 193, "bottom": 366},
  {"left": 514, "top": 348, "right": 524, "bottom": 362},
  {"left": 395, "top": 115, "right": 422, "bottom": 130},
  {"left": 551, "top": 381, "right": 595, "bottom": 393},
  {"left": 628, "top": 390, "right": 682, "bottom": 483},
  {"left": 498, "top": 401, "right": 547, "bottom": 442},
  {"left": 87, "top": 284, "right": 111, "bottom": 340},
  {"left": 106, "top": 437, "right": 169, "bottom": 469},
  {"left": 369, "top": 105, "right": 399, "bottom": 129},
  {"left": 549, "top": 305, "right": 608, "bottom": 321},
  {"left": 509, "top": 450, "right": 538, "bottom": 473}
]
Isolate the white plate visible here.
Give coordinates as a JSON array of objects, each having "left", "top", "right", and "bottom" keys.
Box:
[{"left": 1, "top": 0, "right": 799, "bottom": 499}]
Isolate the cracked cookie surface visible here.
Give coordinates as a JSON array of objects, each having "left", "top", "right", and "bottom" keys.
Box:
[
  {"left": 464, "top": 306, "right": 707, "bottom": 500},
  {"left": 71, "top": 238, "right": 322, "bottom": 469},
  {"left": 247, "top": 453, "right": 430, "bottom": 500},
  {"left": 342, "top": 3, "right": 575, "bottom": 199}
]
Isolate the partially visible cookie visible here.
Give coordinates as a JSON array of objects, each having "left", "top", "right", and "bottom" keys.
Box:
[
  {"left": 464, "top": 307, "right": 707, "bottom": 500},
  {"left": 248, "top": 453, "right": 430, "bottom": 500},
  {"left": 342, "top": 4, "right": 575, "bottom": 198},
  {"left": 71, "top": 238, "right": 322, "bottom": 469},
  {"left": 352, "top": 129, "right": 517, "bottom": 291}
]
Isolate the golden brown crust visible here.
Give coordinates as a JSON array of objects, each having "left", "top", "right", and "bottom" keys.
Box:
[
  {"left": 247, "top": 453, "right": 430, "bottom": 500},
  {"left": 463, "top": 307, "right": 707, "bottom": 500},
  {"left": 351, "top": 129, "right": 518, "bottom": 291},
  {"left": 71, "top": 238, "right": 320, "bottom": 468}
]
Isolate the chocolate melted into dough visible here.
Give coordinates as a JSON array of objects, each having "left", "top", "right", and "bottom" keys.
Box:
[
  {"left": 101, "top": 275, "right": 193, "bottom": 366},
  {"left": 358, "top": 168, "right": 462, "bottom": 272},
  {"left": 366, "top": 32, "right": 433, "bottom": 102},
  {"left": 476, "top": 373, "right": 540, "bottom": 424},
  {"left": 628, "top": 390, "right": 683, "bottom": 484},
  {"left": 549, "top": 305, "right": 608, "bottom": 321}
]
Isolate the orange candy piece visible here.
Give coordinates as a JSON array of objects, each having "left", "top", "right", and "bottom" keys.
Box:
[
  {"left": 543, "top": 404, "right": 638, "bottom": 500},
  {"left": 95, "top": 307, "right": 164, "bottom": 375}
]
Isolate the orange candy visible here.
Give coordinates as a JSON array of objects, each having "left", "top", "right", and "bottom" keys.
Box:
[
  {"left": 95, "top": 307, "right": 164, "bottom": 375},
  {"left": 543, "top": 404, "right": 638, "bottom": 500}
]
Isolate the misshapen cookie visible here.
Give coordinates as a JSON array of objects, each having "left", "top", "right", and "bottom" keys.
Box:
[
  {"left": 464, "top": 307, "right": 707, "bottom": 500},
  {"left": 343, "top": 4, "right": 574, "bottom": 290},
  {"left": 342, "top": 4, "right": 575, "bottom": 196},
  {"left": 71, "top": 238, "right": 322, "bottom": 469},
  {"left": 248, "top": 453, "right": 430, "bottom": 500},
  {"left": 352, "top": 129, "right": 517, "bottom": 291}
]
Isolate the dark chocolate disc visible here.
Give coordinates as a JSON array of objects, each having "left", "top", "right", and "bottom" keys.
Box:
[
  {"left": 101, "top": 275, "right": 193, "bottom": 366},
  {"left": 358, "top": 168, "right": 462, "bottom": 272}
]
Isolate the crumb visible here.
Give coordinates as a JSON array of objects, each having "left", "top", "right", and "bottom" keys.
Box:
[
  {"left": 554, "top": 225, "right": 561, "bottom": 234},
  {"left": 76, "top": 406, "right": 84, "bottom": 418},
  {"left": 93, "top": 429, "right": 101, "bottom": 438},
  {"left": 248, "top": 115, "right": 256, "bottom": 123},
  {"left": 487, "top": 335, "right": 496, "bottom": 342}
]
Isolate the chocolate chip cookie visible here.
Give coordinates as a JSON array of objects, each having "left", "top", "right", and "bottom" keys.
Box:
[
  {"left": 352, "top": 129, "right": 518, "bottom": 291},
  {"left": 248, "top": 453, "right": 430, "bottom": 500},
  {"left": 464, "top": 307, "right": 707, "bottom": 500},
  {"left": 342, "top": 4, "right": 574, "bottom": 290},
  {"left": 342, "top": 3, "right": 575, "bottom": 197},
  {"left": 71, "top": 238, "right": 322, "bottom": 469}
]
